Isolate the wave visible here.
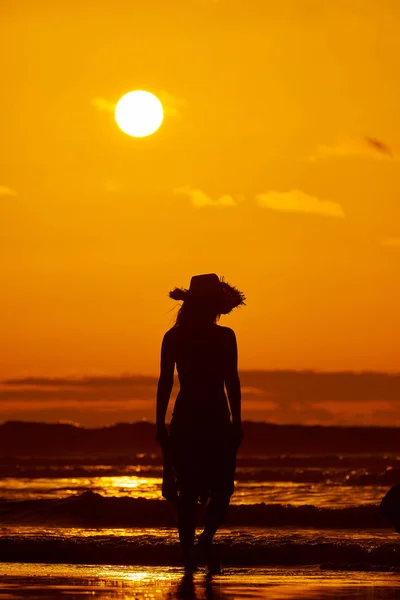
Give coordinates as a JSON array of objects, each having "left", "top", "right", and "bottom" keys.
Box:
[
  {"left": 4, "top": 454, "right": 400, "bottom": 469},
  {"left": 2, "top": 466, "right": 400, "bottom": 486},
  {"left": 0, "top": 491, "right": 392, "bottom": 529},
  {"left": 1, "top": 528, "right": 400, "bottom": 567}
]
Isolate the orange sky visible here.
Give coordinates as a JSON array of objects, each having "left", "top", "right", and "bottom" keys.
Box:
[{"left": 1, "top": 1, "right": 400, "bottom": 425}]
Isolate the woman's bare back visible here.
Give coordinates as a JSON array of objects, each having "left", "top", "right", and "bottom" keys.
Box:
[{"left": 164, "top": 324, "right": 237, "bottom": 427}]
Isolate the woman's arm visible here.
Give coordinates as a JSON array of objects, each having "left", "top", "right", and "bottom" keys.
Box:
[
  {"left": 224, "top": 328, "right": 243, "bottom": 445},
  {"left": 156, "top": 330, "right": 175, "bottom": 444}
]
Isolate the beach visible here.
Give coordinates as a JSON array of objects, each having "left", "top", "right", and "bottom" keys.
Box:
[
  {"left": 1, "top": 564, "right": 400, "bottom": 599},
  {"left": 1, "top": 438, "right": 400, "bottom": 596}
]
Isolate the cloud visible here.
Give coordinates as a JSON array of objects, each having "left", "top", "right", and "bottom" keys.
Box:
[
  {"left": 92, "top": 97, "right": 115, "bottom": 113},
  {"left": 238, "top": 371, "right": 400, "bottom": 405},
  {"left": 157, "top": 90, "right": 186, "bottom": 117},
  {"left": 175, "top": 187, "right": 343, "bottom": 218},
  {"left": 0, "top": 186, "right": 17, "bottom": 197},
  {"left": 4, "top": 370, "right": 399, "bottom": 409},
  {"left": 308, "top": 135, "right": 400, "bottom": 162},
  {"left": 380, "top": 237, "right": 400, "bottom": 247},
  {"left": 240, "top": 371, "right": 400, "bottom": 426},
  {"left": 3, "top": 371, "right": 400, "bottom": 426},
  {"left": 256, "top": 189, "right": 344, "bottom": 219},
  {"left": 174, "top": 186, "right": 237, "bottom": 207},
  {"left": 3, "top": 375, "right": 157, "bottom": 387},
  {"left": 0, "top": 375, "right": 158, "bottom": 402},
  {"left": 364, "top": 137, "right": 393, "bottom": 157},
  {"left": 92, "top": 91, "right": 186, "bottom": 117}
]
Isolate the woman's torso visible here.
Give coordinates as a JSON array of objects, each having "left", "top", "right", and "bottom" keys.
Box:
[{"left": 170, "top": 323, "right": 232, "bottom": 429}]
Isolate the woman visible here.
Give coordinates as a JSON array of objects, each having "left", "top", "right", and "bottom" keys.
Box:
[{"left": 156, "top": 273, "right": 245, "bottom": 571}]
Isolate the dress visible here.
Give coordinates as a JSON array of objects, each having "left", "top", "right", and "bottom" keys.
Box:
[{"left": 163, "top": 323, "right": 236, "bottom": 503}]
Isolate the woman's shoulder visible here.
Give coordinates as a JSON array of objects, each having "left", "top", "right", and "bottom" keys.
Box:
[
  {"left": 162, "top": 327, "right": 179, "bottom": 346},
  {"left": 164, "top": 326, "right": 177, "bottom": 339},
  {"left": 215, "top": 324, "right": 236, "bottom": 339}
]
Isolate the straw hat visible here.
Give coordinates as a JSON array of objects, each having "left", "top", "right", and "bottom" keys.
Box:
[{"left": 169, "top": 273, "right": 245, "bottom": 315}]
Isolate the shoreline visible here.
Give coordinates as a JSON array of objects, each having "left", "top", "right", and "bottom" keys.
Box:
[{"left": 1, "top": 564, "right": 400, "bottom": 599}]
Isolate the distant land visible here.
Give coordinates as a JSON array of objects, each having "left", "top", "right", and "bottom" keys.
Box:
[{"left": 2, "top": 421, "right": 400, "bottom": 457}]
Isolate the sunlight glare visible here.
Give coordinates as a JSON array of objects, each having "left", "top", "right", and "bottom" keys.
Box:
[{"left": 115, "top": 90, "right": 164, "bottom": 137}]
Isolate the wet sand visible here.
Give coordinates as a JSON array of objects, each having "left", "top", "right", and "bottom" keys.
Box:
[{"left": 1, "top": 564, "right": 400, "bottom": 599}]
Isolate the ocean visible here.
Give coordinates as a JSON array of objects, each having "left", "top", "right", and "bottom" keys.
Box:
[
  {"left": 1, "top": 452, "right": 399, "bottom": 568},
  {"left": 2, "top": 422, "right": 400, "bottom": 597}
]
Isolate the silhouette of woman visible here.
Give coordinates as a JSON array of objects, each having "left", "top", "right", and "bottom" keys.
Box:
[{"left": 156, "top": 273, "right": 245, "bottom": 571}]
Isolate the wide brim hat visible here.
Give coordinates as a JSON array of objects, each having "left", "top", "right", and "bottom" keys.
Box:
[{"left": 169, "top": 273, "right": 246, "bottom": 315}]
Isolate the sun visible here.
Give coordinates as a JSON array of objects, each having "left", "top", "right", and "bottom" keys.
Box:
[{"left": 115, "top": 91, "right": 164, "bottom": 138}]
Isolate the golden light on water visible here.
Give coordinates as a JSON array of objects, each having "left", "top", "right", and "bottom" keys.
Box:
[
  {"left": 101, "top": 476, "right": 161, "bottom": 498},
  {"left": 0, "top": 473, "right": 387, "bottom": 506},
  {"left": 115, "top": 90, "right": 164, "bottom": 137},
  {"left": 4, "top": 564, "right": 400, "bottom": 599}
]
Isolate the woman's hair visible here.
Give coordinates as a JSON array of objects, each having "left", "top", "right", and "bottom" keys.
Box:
[{"left": 174, "top": 296, "right": 221, "bottom": 328}]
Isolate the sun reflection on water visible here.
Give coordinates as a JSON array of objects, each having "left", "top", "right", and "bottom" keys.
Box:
[
  {"left": 1, "top": 565, "right": 400, "bottom": 599},
  {"left": 103, "top": 475, "right": 161, "bottom": 497},
  {"left": 0, "top": 474, "right": 393, "bottom": 507}
]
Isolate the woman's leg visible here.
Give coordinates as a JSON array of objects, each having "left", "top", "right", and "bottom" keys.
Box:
[
  {"left": 197, "top": 492, "right": 231, "bottom": 572},
  {"left": 200, "top": 492, "right": 231, "bottom": 544},
  {"left": 177, "top": 489, "right": 198, "bottom": 553},
  {"left": 200, "top": 438, "right": 236, "bottom": 547}
]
